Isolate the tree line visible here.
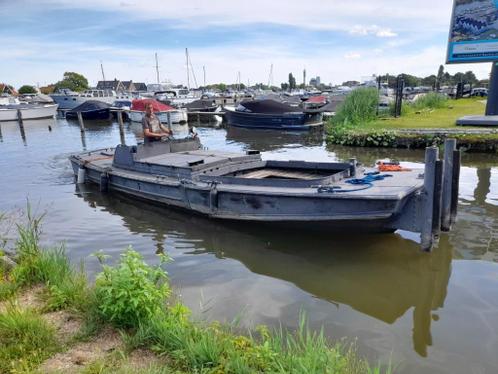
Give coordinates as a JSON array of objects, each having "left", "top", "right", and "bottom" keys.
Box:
[{"left": 376, "top": 65, "right": 486, "bottom": 89}]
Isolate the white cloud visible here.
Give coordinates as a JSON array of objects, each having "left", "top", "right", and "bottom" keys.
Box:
[
  {"left": 350, "top": 25, "right": 398, "bottom": 38},
  {"left": 344, "top": 52, "right": 361, "bottom": 59}
]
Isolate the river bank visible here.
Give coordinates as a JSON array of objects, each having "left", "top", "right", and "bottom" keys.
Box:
[
  {"left": 0, "top": 210, "right": 388, "bottom": 374},
  {"left": 326, "top": 97, "right": 498, "bottom": 152}
]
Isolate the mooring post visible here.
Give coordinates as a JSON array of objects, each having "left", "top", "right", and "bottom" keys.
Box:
[
  {"left": 166, "top": 112, "right": 172, "bottom": 131},
  {"left": 421, "top": 147, "right": 439, "bottom": 252},
  {"left": 0, "top": 123, "right": 3, "bottom": 142},
  {"left": 77, "top": 111, "right": 85, "bottom": 132},
  {"left": 349, "top": 158, "right": 357, "bottom": 177},
  {"left": 117, "top": 110, "right": 125, "bottom": 145},
  {"left": 17, "top": 109, "right": 24, "bottom": 128},
  {"left": 441, "top": 139, "right": 457, "bottom": 231},
  {"left": 450, "top": 148, "right": 461, "bottom": 226}
]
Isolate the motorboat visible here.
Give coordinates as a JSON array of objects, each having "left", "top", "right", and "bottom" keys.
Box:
[
  {"left": 128, "top": 99, "right": 187, "bottom": 124},
  {"left": 224, "top": 99, "right": 323, "bottom": 130},
  {"left": 69, "top": 137, "right": 461, "bottom": 251},
  {"left": 50, "top": 89, "right": 132, "bottom": 110},
  {"left": 65, "top": 100, "right": 111, "bottom": 120},
  {"left": 0, "top": 102, "right": 58, "bottom": 122}
]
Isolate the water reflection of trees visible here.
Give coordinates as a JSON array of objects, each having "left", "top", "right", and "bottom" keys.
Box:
[{"left": 76, "top": 185, "right": 452, "bottom": 357}]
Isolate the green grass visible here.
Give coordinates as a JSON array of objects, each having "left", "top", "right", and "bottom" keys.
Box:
[
  {"left": 0, "top": 305, "right": 59, "bottom": 373},
  {"left": 368, "top": 97, "right": 486, "bottom": 129}
]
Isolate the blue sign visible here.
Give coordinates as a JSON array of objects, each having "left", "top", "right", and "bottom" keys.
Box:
[{"left": 447, "top": 0, "right": 498, "bottom": 63}]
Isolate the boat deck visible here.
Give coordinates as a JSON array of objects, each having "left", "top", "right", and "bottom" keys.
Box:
[{"left": 75, "top": 148, "right": 424, "bottom": 200}]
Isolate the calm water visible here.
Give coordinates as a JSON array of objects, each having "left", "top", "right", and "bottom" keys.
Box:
[{"left": 1, "top": 118, "right": 498, "bottom": 373}]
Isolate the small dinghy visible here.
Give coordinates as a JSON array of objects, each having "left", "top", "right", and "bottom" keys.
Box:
[
  {"left": 69, "top": 138, "right": 461, "bottom": 251},
  {"left": 66, "top": 100, "right": 111, "bottom": 120}
]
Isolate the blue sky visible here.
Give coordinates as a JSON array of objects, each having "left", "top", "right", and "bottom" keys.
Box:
[{"left": 1, "top": 0, "right": 492, "bottom": 88}]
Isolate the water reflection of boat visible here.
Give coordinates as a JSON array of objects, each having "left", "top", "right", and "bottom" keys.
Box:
[
  {"left": 226, "top": 126, "right": 324, "bottom": 151},
  {"left": 75, "top": 185, "right": 451, "bottom": 357}
]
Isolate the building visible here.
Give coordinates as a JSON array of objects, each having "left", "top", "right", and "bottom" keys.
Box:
[
  {"left": 309, "top": 76, "right": 321, "bottom": 87},
  {"left": 96, "top": 79, "right": 137, "bottom": 93}
]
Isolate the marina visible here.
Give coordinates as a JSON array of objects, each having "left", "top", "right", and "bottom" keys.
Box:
[{"left": 4, "top": 1, "right": 498, "bottom": 372}]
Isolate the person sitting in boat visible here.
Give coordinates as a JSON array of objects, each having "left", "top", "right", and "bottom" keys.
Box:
[{"left": 142, "top": 103, "right": 172, "bottom": 142}]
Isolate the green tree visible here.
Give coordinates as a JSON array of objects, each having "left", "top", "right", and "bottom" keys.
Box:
[
  {"left": 55, "top": 72, "right": 89, "bottom": 92},
  {"left": 18, "top": 85, "right": 37, "bottom": 94},
  {"left": 281, "top": 82, "right": 289, "bottom": 91},
  {"left": 436, "top": 65, "right": 444, "bottom": 90},
  {"left": 463, "top": 71, "right": 478, "bottom": 85},
  {"left": 288, "top": 73, "right": 296, "bottom": 90}
]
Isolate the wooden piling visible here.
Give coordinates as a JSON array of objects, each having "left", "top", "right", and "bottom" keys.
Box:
[
  {"left": 421, "top": 147, "right": 439, "bottom": 252},
  {"left": 166, "top": 112, "right": 172, "bottom": 131},
  {"left": 450, "top": 149, "right": 461, "bottom": 226},
  {"left": 117, "top": 110, "right": 125, "bottom": 145},
  {"left": 77, "top": 111, "right": 85, "bottom": 132},
  {"left": 17, "top": 109, "right": 24, "bottom": 128},
  {"left": 441, "top": 139, "right": 457, "bottom": 231}
]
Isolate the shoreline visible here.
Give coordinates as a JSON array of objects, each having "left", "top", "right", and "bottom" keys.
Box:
[
  {"left": 326, "top": 126, "right": 498, "bottom": 152},
  {"left": 0, "top": 211, "right": 390, "bottom": 374}
]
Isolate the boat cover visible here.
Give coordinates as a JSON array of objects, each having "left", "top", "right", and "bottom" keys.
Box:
[
  {"left": 70, "top": 100, "right": 110, "bottom": 112},
  {"left": 237, "top": 99, "right": 302, "bottom": 114},
  {"left": 306, "top": 95, "right": 328, "bottom": 104},
  {"left": 131, "top": 99, "right": 173, "bottom": 112},
  {"left": 185, "top": 99, "right": 217, "bottom": 110}
]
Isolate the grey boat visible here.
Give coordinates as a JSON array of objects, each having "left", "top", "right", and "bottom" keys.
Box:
[{"left": 69, "top": 138, "right": 461, "bottom": 251}]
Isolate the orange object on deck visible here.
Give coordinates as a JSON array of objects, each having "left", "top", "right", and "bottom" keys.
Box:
[{"left": 377, "top": 162, "right": 411, "bottom": 172}]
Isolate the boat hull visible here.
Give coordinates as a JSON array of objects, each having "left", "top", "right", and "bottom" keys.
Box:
[
  {"left": 0, "top": 104, "right": 59, "bottom": 122},
  {"left": 129, "top": 110, "right": 188, "bottom": 124},
  {"left": 69, "top": 156, "right": 409, "bottom": 232},
  {"left": 66, "top": 108, "right": 111, "bottom": 120},
  {"left": 225, "top": 109, "right": 322, "bottom": 130}
]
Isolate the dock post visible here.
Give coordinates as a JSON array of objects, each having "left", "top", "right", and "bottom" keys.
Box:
[
  {"left": 117, "top": 110, "right": 125, "bottom": 145},
  {"left": 421, "top": 147, "right": 439, "bottom": 252},
  {"left": 77, "top": 111, "right": 85, "bottom": 132},
  {"left": 349, "top": 158, "right": 357, "bottom": 176},
  {"left": 0, "top": 123, "right": 2, "bottom": 142},
  {"left": 166, "top": 112, "right": 172, "bottom": 131},
  {"left": 17, "top": 109, "right": 24, "bottom": 127},
  {"left": 441, "top": 139, "right": 457, "bottom": 231},
  {"left": 17, "top": 109, "right": 26, "bottom": 142},
  {"left": 450, "top": 149, "right": 461, "bottom": 226}
]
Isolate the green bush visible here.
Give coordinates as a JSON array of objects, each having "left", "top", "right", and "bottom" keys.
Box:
[
  {"left": 327, "top": 128, "right": 397, "bottom": 148},
  {"left": 94, "top": 248, "right": 171, "bottom": 328},
  {"left": 412, "top": 92, "right": 448, "bottom": 110},
  {"left": 333, "top": 88, "right": 379, "bottom": 126},
  {"left": 0, "top": 305, "right": 59, "bottom": 373}
]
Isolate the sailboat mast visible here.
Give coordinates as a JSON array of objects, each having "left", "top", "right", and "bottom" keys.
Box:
[
  {"left": 100, "top": 61, "right": 106, "bottom": 82},
  {"left": 203, "top": 65, "right": 206, "bottom": 87},
  {"left": 155, "top": 53, "right": 160, "bottom": 84},
  {"left": 185, "top": 48, "right": 190, "bottom": 90},
  {"left": 267, "top": 63, "right": 273, "bottom": 88}
]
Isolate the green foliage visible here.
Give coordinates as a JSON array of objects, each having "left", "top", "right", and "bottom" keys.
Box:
[
  {"left": 412, "top": 92, "right": 448, "bottom": 110},
  {"left": 94, "top": 248, "right": 171, "bottom": 328},
  {"left": 55, "top": 71, "right": 89, "bottom": 92},
  {"left": 327, "top": 127, "right": 397, "bottom": 148},
  {"left": 0, "top": 305, "right": 59, "bottom": 373},
  {"left": 18, "top": 85, "right": 37, "bottom": 95},
  {"left": 333, "top": 88, "right": 379, "bottom": 127}
]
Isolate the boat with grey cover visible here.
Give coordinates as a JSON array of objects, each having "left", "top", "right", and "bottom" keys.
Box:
[{"left": 69, "top": 138, "right": 461, "bottom": 251}]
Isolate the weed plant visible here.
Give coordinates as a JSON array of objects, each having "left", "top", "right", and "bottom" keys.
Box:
[
  {"left": 332, "top": 88, "right": 379, "bottom": 127},
  {"left": 412, "top": 92, "right": 448, "bottom": 110},
  {"left": 0, "top": 305, "right": 59, "bottom": 373}
]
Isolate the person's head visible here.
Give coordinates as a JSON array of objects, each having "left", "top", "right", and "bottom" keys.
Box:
[{"left": 145, "top": 103, "right": 153, "bottom": 115}]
